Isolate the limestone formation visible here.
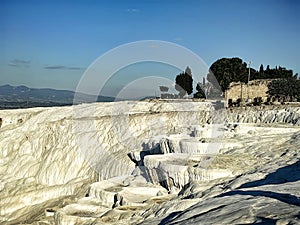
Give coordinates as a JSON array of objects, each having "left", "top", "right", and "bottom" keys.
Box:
[{"left": 0, "top": 101, "right": 299, "bottom": 224}]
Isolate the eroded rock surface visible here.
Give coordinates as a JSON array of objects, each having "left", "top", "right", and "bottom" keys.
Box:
[{"left": 0, "top": 101, "right": 299, "bottom": 224}]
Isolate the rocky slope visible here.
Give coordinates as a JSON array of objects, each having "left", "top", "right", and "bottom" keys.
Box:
[
  {"left": 0, "top": 101, "right": 214, "bottom": 224},
  {"left": 0, "top": 101, "right": 299, "bottom": 224}
]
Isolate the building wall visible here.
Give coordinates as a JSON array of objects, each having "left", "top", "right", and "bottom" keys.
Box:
[{"left": 226, "top": 79, "right": 273, "bottom": 101}]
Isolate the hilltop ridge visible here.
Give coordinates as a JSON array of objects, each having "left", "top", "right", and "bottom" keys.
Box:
[{"left": 0, "top": 84, "right": 116, "bottom": 109}]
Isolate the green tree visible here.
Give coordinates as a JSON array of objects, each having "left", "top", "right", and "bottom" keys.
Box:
[
  {"left": 259, "top": 64, "right": 264, "bottom": 74},
  {"left": 194, "top": 83, "right": 206, "bottom": 99},
  {"left": 267, "top": 78, "right": 300, "bottom": 99},
  {"left": 175, "top": 66, "right": 193, "bottom": 98},
  {"left": 263, "top": 65, "right": 294, "bottom": 79},
  {"left": 207, "top": 57, "right": 248, "bottom": 92},
  {"left": 259, "top": 64, "right": 264, "bottom": 78}
]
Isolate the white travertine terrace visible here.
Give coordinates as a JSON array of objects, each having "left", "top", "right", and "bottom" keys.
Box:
[{"left": 0, "top": 101, "right": 300, "bottom": 224}]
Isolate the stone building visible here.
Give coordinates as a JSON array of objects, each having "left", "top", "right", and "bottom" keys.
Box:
[{"left": 225, "top": 79, "right": 273, "bottom": 102}]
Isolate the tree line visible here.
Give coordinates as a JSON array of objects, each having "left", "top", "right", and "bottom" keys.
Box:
[{"left": 174, "top": 57, "right": 299, "bottom": 100}]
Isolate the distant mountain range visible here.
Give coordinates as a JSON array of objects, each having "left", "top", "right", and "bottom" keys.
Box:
[{"left": 0, "top": 84, "right": 116, "bottom": 109}]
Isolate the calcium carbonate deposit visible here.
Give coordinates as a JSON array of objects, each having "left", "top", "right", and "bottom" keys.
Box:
[{"left": 0, "top": 100, "right": 300, "bottom": 224}]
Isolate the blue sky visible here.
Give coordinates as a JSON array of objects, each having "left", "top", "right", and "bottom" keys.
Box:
[{"left": 1, "top": 0, "right": 299, "bottom": 96}]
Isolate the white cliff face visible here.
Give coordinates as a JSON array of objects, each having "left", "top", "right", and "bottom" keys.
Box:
[
  {"left": 0, "top": 101, "right": 215, "bottom": 224},
  {"left": 1, "top": 101, "right": 300, "bottom": 225},
  {"left": 0, "top": 106, "right": 96, "bottom": 224}
]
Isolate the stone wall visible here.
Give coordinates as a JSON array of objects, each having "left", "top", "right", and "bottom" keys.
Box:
[{"left": 226, "top": 79, "right": 272, "bottom": 101}]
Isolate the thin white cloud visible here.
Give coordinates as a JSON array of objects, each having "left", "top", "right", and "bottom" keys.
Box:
[
  {"left": 8, "top": 58, "right": 31, "bottom": 67},
  {"left": 13, "top": 59, "right": 31, "bottom": 64},
  {"left": 44, "top": 65, "right": 66, "bottom": 70},
  {"left": 68, "top": 66, "right": 85, "bottom": 70},
  {"left": 8, "top": 62, "right": 18, "bottom": 67},
  {"left": 127, "top": 8, "right": 140, "bottom": 13},
  {"left": 174, "top": 37, "right": 183, "bottom": 42},
  {"left": 44, "top": 65, "right": 85, "bottom": 70}
]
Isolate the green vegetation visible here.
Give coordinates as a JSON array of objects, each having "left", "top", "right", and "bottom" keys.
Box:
[
  {"left": 207, "top": 57, "right": 248, "bottom": 92},
  {"left": 175, "top": 66, "right": 193, "bottom": 98},
  {"left": 207, "top": 57, "right": 298, "bottom": 92},
  {"left": 267, "top": 78, "right": 300, "bottom": 101},
  {"left": 252, "top": 65, "right": 295, "bottom": 80},
  {"left": 193, "top": 83, "right": 206, "bottom": 99},
  {"left": 169, "top": 57, "right": 299, "bottom": 100},
  {"left": 207, "top": 57, "right": 299, "bottom": 99}
]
